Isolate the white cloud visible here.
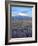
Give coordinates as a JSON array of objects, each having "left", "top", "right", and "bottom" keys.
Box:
[
  {"left": 17, "top": 13, "right": 28, "bottom": 16},
  {"left": 12, "top": 12, "right": 31, "bottom": 17}
]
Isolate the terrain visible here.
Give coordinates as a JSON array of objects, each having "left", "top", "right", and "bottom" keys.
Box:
[{"left": 10, "top": 16, "right": 32, "bottom": 38}]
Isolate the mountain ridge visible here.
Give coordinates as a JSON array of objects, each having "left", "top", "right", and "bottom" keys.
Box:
[{"left": 11, "top": 16, "right": 32, "bottom": 20}]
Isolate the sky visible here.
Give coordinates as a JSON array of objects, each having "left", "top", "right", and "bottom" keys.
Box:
[{"left": 11, "top": 6, "right": 32, "bottom": 17}]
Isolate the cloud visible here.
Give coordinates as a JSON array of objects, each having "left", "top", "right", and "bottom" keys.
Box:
[
  {"left": 12, "top": 12, "right": 31, "bottom": 17},
  {"left": 17, "top": 13, "right": 29, "bottom": 16}
]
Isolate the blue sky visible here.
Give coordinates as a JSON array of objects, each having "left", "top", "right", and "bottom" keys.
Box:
[{"left": 11, "top": 7, "right": 32, "bottom": 17}]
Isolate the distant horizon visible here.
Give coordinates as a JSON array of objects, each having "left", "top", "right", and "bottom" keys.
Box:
[
  {"left": 11, "top": 15, "right": 32, "bottom": 17},
  {"left": 11, "top": 6, "right": 32, "bottom": 17}
]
